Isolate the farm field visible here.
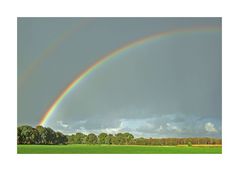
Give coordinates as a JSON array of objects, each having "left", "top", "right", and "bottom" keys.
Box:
[{"left": 17, "top": 144, "right": 222, "bottom": 154}]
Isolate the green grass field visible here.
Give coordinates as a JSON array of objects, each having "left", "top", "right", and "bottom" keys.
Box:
[{"left": 17, "top": 144, "right": 222, "bottom": 154}]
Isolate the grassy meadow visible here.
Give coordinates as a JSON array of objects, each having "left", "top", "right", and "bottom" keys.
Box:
[{"left": 17, "top": 144, "right": 222, "bottom": 154}]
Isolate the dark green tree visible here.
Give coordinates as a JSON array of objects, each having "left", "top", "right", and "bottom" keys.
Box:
[
  {"left": 35, "top": 126, "right": 48, "bottom": 144},
  {"left": 45, "top": 127, "right": 56, "bottom": 144},
  {"left": 74, "top": 133, "right": 87, "bottom": 144},
  {"left": 17, "top": 125, "right": 40, "bottom": 144},
  {"left": 98, "top": 133, "right": 108, "bottom": 144},
  {"left": 86, "top": 133, "right": 98, "bottom": 144},
  {"left": 105, "top": 134, "right": 114, "bottom": 144},
  {"left": 17, "top": 126, "right": 23, "bottom": 144},
  {"left": 123, "top": 133, "right": 134, "bottom": 145},
  {"left": 55, "top": 132, "right": 68, "bottom": 144},
  {"left": 115, "top": 133, "right": 126, "bottom": 145}
]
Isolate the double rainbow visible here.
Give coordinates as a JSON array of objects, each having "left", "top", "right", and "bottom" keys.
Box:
[{"left": 38, "top": 25, "right": 220, "bottom": 126}]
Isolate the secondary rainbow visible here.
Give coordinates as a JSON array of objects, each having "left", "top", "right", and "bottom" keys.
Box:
[
  {"left": 38, "top": 25, "right": 220, "bottom": 126},
  {"left": 19, "top": 19, "right": 93, "bottom": 88}
]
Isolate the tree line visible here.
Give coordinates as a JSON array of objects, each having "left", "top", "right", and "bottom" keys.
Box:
[
  {"left": 17, "top": 125, "right": 68, "bottom": 145},
  {"left": 17, "top": 125, "right": 222, "bottom": 145}
]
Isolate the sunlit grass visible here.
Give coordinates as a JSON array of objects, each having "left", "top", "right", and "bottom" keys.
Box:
[{"left": 17, "top": 144, "right": 222, "bottom": 154}]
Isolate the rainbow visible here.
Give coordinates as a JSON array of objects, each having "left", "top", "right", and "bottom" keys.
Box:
[
  {"left": 18, "top": 19, "right": 93, "bottom": 88},
  {"left": 38, "top": 25, "right": 220, "bottom": 126}
]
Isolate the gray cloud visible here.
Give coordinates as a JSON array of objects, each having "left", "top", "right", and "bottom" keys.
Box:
[{"left": 50, "top": 112, "right": 221, "bottom": 138}]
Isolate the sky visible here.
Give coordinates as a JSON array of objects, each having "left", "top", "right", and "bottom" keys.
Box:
[{"left": 18, "top": 18, "right": 221, "bottom": 138}]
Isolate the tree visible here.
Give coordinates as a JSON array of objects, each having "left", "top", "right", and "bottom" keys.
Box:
[
  {"left": 74, "top": 133, "right": 87, "bottom": 144},
  {"left": 135, "top": 138, "right": 146, "bottom": 145},
  {"left": 105, "top": 134, "right": 113, "bottom": 145},
  {"left": 188, "top": 141, "right": 192, "bottom": 147},
  {"left": 36, "top": 126, "right": 48, "bottom": 144},
  {"left": 35, "top": 126, "right": 61, "bottom": 144},
  {"left": 18, "top": 125, "right": 222, "bottom": 146},
  {"left": 115, "top": 133, "right": 126, "bottom": 145},
  {"left": 123, "top": 133, "right": 134, "bottom": 145},
  {"left": 112, "top": 135, "right": 121, "bottom": 145},
  {"left": 67, "top": 135, "right": 74, "bottom": 144},
  {"left": 67, "top": 133, "right": 87, "bottom": 144},
  {"left": 98, "top": 133, "right": 108, "bottom": 144},
  {"left": 86, "top": 133, "right": 98, "bottom": 144},
  {"left": 45, "top": 127, "right": 57, "bottom": 144},
  {"left": 56, "top": 132, "right": 68, "bottom": 144},
  {"left": 17, "top": 125, "right": 40, "bottom": 144},
  {"left": 17, "top": 126, "right": 23, "bottom": 144}
]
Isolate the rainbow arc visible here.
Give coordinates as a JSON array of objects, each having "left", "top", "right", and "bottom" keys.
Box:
[{"left": 38, "top": 26, "right": 220, "bottom": 126}]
